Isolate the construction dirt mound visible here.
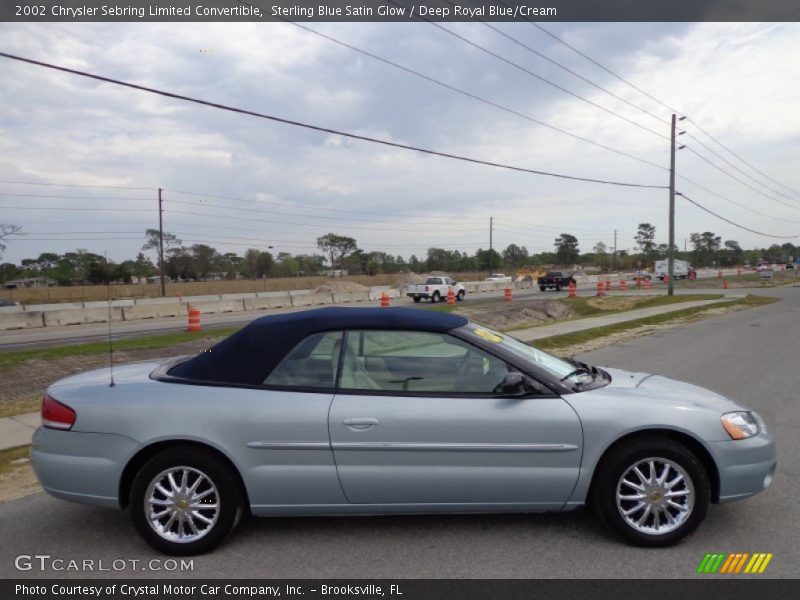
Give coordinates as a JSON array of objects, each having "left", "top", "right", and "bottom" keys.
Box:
[
  {"left": 391, "top": 273, "right": 427, "bottom": 289},
  {"left": 312, "top": 281, "right": 370, "bottom": 293},
  {"left": 458, "top": 299, "right": 574, "bottom": 330}
]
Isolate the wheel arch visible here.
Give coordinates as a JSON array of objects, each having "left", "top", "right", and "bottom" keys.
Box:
[
  {"left": 586, "top": 429, "right": 721, "bottom": 504},
  {"left": 119, "top": 439, "right": 250, "bottom": 510}
]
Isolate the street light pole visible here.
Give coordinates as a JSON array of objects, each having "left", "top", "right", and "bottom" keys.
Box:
[
  {"left": 668, "top": 114, "right": 676, "bottom": 297},
  {"left": 158, "top": 187, "right": 165, "bottom": 297}
]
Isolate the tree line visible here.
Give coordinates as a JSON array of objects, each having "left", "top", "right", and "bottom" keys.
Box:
[{"left": 0, "top": 224, "right": 796, "bottom": 285}]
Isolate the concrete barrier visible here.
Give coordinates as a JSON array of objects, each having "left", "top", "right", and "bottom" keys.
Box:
[
  {"left": 290, "top": 293, "right": 335, "bottom": 307},
  {"left": 191, "top": 299, "right": 245, "bottom": 314},
  {"left": 256, "top": 291, "right": 293, "bottom": 298},
  {"left": 221, "top": 293, "right": 258, "bottom": 300},
  {"left": 333, "top": 291, "right": 371, "bottom": 303},
  {"left": 181, "top": 295, "right": 222, "bottom": 304},
  {"left": 134, "top": 297, "right": 181, "bottom": 306},
  {"left": 26, "top": 302, "right": 84, "bottom": 312},
  {"left": 0, "top": 305, "right": 24, "bottom": 313},
  {"left": 84, "top": 299, "right": 135, "bottom": 309},
  {"left": 243, "top": 295, "right": 292, "bottom": 311},
  {"left": 123, "top": 304, "right": 186, "bottom": 320},
  {"left": 43, "top": 307, "right": 125, "bottom": 327},
  {"left": 463, "top": 282, "right": 479, "bottom": 293},
  {"left": 0, "top": 311, "right": 45, "bottom": 330},
  {"left": 288, "top": 290, "right": 312, "bottom": 297}
]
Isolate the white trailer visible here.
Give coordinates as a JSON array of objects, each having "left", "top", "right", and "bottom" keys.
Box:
[{"left": 654, "top": 260, "right": 691, "bottom": 280}]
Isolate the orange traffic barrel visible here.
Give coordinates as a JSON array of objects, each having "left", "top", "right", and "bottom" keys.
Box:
[
  {"left": 596, "top": 281, "right": 605, "bottom": 297},
  {"left": 380, "top": 292, "right": 390, "bottom": 308},
  {"left": 187, "top": 306, "right": 201, "bottom": 332},
  {"left": 619, "top": 279, "right": 628, "bottom": 291},
  {"left": 447, "top": 287, "right": 456, "bottom": 305},
  {"left": 504, "top": 287, "right": 512, "bottom": 302},
  {"left": 568, "top": 281, "right": 577, "bottom": 298}
]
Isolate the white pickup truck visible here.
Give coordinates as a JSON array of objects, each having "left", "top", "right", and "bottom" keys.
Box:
[
  {"left": 407, "top": 277, "right": 466, "bottom": 303},
  {"left": 485, "top": 273, "right": 512, "bottom": 283}
]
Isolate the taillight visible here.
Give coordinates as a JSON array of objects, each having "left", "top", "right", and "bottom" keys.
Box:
[
  {"left": 41, "top": 394, "right": 76, "bottom": 430},
  {"left": 425, "top": 285, "right": 429, "bottom": 291}
]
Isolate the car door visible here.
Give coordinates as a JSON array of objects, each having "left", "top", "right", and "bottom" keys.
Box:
[{"left": 329, "top": 329, "right": 582, "bottom": 509}]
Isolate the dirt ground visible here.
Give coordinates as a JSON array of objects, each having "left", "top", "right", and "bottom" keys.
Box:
[
  {"left": 312, "top": 281, "right": 370, "bottom": 293},
  {"left": 0, "top": 336, "right": 229, "bottom": 417},
  {"left": 0, "top": 460, "right": 39, "bottom": 503}
]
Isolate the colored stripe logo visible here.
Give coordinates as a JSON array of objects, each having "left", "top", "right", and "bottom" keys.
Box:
[{"left": 696, "top": 552, "right": 773, "bottom": 574}]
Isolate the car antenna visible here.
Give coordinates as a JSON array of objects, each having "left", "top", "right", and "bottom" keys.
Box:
[{"left": 105, "top": 251, "right": 115, "bottom": 387}]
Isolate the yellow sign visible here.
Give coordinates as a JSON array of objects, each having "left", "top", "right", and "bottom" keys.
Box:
[{"left": 474, "top": 329, "right": 503, "bottom": 343}]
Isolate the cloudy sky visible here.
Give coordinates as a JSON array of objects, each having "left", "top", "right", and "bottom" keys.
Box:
[{"left": 1, "top": 20, "right": 800, "bottom": 265}]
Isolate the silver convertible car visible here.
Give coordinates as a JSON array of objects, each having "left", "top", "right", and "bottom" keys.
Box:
[{"left": 32, "top": 307, "right": 776, "bottom": 555}]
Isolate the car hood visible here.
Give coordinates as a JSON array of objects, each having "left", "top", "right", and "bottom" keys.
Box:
[
  {"left": 48, "top": 359, "right": 166, "bottom": 390},
  {"left": 588, "top": 367, "right": 742, "bottom": 412}
]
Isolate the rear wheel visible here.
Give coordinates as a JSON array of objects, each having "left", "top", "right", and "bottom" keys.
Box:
[
  {"left": 131, "top": 446, "right": 243, "bottom": 555},
  {"left": 539, "top": 286, "right": 546, "bottom": 292},
  {"left": 412, "top": 296, "right": 421, "bottom": 303},
  {"left": 592, "top": 437, "right": 710, "bottom": 547},
  {"left": 556, "top": 284, "right": 562, "bottom": 292},
  {"left": 432, "top": 291, "right": 441, "bottom": 303}
]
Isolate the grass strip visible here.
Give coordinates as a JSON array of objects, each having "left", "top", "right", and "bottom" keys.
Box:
[
  {"left": 0, "top": 445, "right": 31, "bottom": 477},
  {"left": 532, "top": 295, "right": 777, "bottom": 353},
  {"left": 0, "top": 326, "right": 239, "bottom": 373}
]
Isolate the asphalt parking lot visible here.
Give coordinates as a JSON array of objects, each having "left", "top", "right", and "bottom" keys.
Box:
[{"left": 0, "top": 286, "right": 797, "bottom": 579}]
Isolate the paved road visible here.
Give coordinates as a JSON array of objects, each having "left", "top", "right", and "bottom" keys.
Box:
[
  {"left": 0, "top": 286, "right": 716, "bottom": 351},
  {"left": 1, "top": 286, "right": 797, "bottom": 579}
]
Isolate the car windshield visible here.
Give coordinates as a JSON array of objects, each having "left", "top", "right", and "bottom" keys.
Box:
[{"left": 460, "top": 323, "right": 593, "bottom": 386}]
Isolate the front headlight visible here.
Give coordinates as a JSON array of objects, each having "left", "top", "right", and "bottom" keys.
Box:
[{"left": 721, "top": 411, "right": 759, "bottom": 440}]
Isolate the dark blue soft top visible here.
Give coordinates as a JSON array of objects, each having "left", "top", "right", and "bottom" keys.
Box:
[{"left": 169, "top": 307, "right": 468, "bottom": 385}]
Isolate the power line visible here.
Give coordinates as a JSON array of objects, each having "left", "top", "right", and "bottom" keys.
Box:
[
  {"left": 165, "top": 188, "right": 488, "bottom": 222},
  {"left": 677, "top": 192, "right": 799, "bottom": 239},
  {"left": 288, "top": 22, "right": 668, "bottom": 173},
  {"left": 0, "top": 52, "right": 666, "bottom": 190},
  {"left": 425, "top": 22, "right": 670, "bottom": 141},
  {"left": 163, "top": 197, "right": 488, "bottom": 228},
  {"left": 0, "top": 205, "right": 156, "bottom": 212},
  {"left": 522, "top": 20, "right": 800, "bottom": 201},
  {"left": 0, "top": 180, "right": 153, "bottom": 191},
  {"left": 0, "top": 192, "right": 153, "bottom": 201},
  {"left": 683, "top": 145, "right": 800, "bottom": 210}
]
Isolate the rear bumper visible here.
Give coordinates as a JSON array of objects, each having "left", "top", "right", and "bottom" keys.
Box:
[
  {"left": 708, "top": 430, "right": 777, "bottom": 503},
  {"left": 31, "top": 427, "right": 140, "bottom": 509},
  {"left": 407, "top": 293, "right": 430, "bottom": 299}
]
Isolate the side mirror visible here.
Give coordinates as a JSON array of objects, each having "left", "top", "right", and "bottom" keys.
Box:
[{"left": 495, "top": 372, "right": 536, "bottom": 397}]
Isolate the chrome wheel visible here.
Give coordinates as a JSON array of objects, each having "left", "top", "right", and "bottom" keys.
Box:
[
  {"left": 144, "top": 466, "right": 220, "bottom": 543},
  {"left": 616, "top": 457, "right": 694, "bottom": 535}
]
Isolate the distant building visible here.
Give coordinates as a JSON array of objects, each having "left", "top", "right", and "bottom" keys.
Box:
[{"left": 3, "top": 277, "right": 55, "bottom": 289}]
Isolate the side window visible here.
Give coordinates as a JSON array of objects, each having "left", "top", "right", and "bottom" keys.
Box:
[
  {"left": 264, "top": 331, "right": 342, "bottom": 389},
  {"left": 339, "top": 330, "right": 510, "bottom": 394}
]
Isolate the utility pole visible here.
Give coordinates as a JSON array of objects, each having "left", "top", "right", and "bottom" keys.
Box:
[
  {"left": 158, "top": 187, "right": 165, "bottom": 297},
  {"left": 668, "top": 114, "right": 677, "bottom": 297},
  {"left": 489, "top": 216, "right": 493, "bottom": 273},
  {"left": 612, "top": 229, "right": 617, "bottom": 270}
]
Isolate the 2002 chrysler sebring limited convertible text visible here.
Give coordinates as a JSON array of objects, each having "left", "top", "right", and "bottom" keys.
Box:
[{"left": 32, "top": 308, "right": 776, "bottom": 555}]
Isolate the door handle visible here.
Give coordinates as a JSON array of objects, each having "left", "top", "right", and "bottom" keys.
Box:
[{"left": 342, "top": 417, "right": 379, "bottom": 430}]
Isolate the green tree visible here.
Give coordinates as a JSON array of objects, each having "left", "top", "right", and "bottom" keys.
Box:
[
  {"left": 502, "top": 244, "right": 529, "bottom": 270},
  {"left": 635, "top": 223, "right": 657, "bottom": 257},
  {"left": 317, "top": 233, "right": 358, "bottom": 276},
  {"left": 554, "top": 233, "right": 579, "bottom": 265},
  {"left": 142, "top": 229, "right": 181, "bottom": 276},
  {"left": 0, "top": 224, "right": 23, "bottom": 259},
  {"left": 690, "top": 232, "right": 721, "bottom": 267}
]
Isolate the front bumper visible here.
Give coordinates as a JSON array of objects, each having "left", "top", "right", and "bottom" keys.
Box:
[
  {"left": 31, "top": 427, "right": 140, "bottom": 509},
  {"left": 708, "top": 430, "right": 777, "bottom": 503}
]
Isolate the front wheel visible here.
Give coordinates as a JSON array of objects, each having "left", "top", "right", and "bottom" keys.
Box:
[
  {"left": 431, "top": 291, "right": 441, "bottom": 303},
  {"left": 591, "top": 438, "right": 710, "bottom": 547},
  {"left": 131, "top": 446, "right": 243, "bottom": 555},
  {"left": 456, "top": 290, "right": 465, "bottom": 301}
]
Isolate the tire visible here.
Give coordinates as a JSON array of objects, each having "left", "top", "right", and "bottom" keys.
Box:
[
  {"left": 432, "top": 291, "right": 441, "bottom": 303},
  {"left": 413, "top": 296, "right": 421, "bottom": 303},
  {"left": 556, "top": 285, "right": 562, "bottom": 292},
  {"left": 591, "top": 437, "right": 710, "bottom": 547},
  {"left": 456, "top": 290, "right": 465, "bottom": 302},
  {"left": 539, "top": 286, "right": 546, "bottom": 292},
  {"left": 130, "top": 446, "right": 244, "bottom": 556}
]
